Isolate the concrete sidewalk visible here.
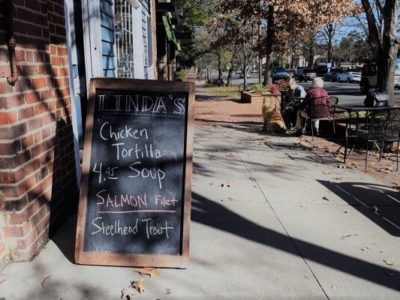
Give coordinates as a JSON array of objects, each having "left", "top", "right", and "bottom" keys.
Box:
[{"left": 1, "top": 123, "right": 400, "bottom": 299}]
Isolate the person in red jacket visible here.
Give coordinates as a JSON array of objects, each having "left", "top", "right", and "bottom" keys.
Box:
[{"left": 294, "top": 77, "right": 331, "bottom": 135}]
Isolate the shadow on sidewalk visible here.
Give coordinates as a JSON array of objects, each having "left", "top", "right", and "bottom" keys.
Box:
[
  {"left": 192, "top": 191, "right": 400, "bottom": 291},
  {"left": 318, "top": 181, "right": 400, "bottom": 237}
]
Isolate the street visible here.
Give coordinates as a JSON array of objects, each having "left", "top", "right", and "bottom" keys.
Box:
[{"left": 223, "top": 72, "right": 400, "bottom": 105}]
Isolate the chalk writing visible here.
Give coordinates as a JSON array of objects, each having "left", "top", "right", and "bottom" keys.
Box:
[
  {"left": 97, "top": 94, "right": 186, "bottom": 116},
  {"left": 81, "top": 86, "right": 189, "bottom": 258}
]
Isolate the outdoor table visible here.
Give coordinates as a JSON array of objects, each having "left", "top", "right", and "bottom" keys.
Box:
[{"left": 333, "top": 104, "right": 400, "bottom": 163}]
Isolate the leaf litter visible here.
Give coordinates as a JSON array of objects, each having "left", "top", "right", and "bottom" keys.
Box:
[
  {"left": 41, "top": 275, "right": 51, "bottom": 288},
  {"left": 121, "top": 280, "right": 145, "bottom": 299},
  {"left": 135, "top": 268, "right": 159, "bottom": 278},
  {"left": 383, "top": 259, "right": 394, "bottom": 266},
  {"left": 340, "top": 233, "right": 358, "bottom": 239}
]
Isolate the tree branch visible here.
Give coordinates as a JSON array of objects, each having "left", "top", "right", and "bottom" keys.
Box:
[{"left": 374, "top": 0, "right": 384, "bottom": 14}]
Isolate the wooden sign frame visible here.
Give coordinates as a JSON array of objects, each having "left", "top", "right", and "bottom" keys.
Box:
[{"left": 75, "top": 78, "right": 194, "bottom": 268}]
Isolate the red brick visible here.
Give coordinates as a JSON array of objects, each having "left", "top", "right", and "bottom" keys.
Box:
[
  {"left": 0, "top": 79, "right": 14, "bottom": 94},
  {"left": 56, "top": 47, "right": 67, "bottom": 56},
  {"left": 3, "top": 195, "right": 28, "bottom": 211},
  {"left": 50, "top": 56, "right": 61, "bottom": 66},
  {"left": 28, "top": 117, "right": 43, "bottom": 131},
  {"left": 22, "top": 157, "right": 42, "bottom": 175},
  {"left": 25, "top": 91, "right": 40, "bottom": 104},
  {"left": 25, "top": 51, "right": 34, "bottom": 62},
  {"left": 19, "top": 65, "right": 39, "bottom": 76},
  {"left": 31, "top": 77, "right": 48, "bottom": 89},
  {"left": 0, "top": 123, "right": 27, "bottom": 139},
  {"left": 33, "top": 103, "right": 47, "bottom": 115},
  {"left": 40, "top": 89, "right": 54, "bottom": 101},
  {"left": 0, "top": 111, "right": 18, "bottom": 124},
  {"left": 15, "top": 49, "right": 25, "bottom": 62},
  {"left": 23, "top": 10, "right": 47, "bottom": 27},
  {"left": 0, "top": 140, "right": 22, "bottom": 155},
  {"left": 33, "top": 132, "right": 41, "bottom": 144},
  {"left": 0, "top": 95, "right": 24, "bottom": 109},
  {"left": 30, "top": 142, "right": 47, "bottom": 157},
  {"left": 31, "top": 202, "right": 48, "bottom": 226},
  {"left": 18, "top": 106, "right": 35, "bottom": 120},
  {"left": 4, "top": 226, "right": 23, "bottom": 238},
  {"left": 14, "top": 20, "right": 43, "bottom": 38},
  {"left": 25, "top": 2, "right": 44, "bottom": 16},
  {"left": 0, "top": 64, "right": 10, "bottom": 77},
  {"left": 14, "top": 77, "right": 31, "bottom": 92},
  {"left": 0, "top": 48, "right": 8, "bottom": 62},
  {"left": 1, "top": 182, "right": 26, "bottom": 198},
  {"left": 39, "top": 149, "right": 54, "bottom": 166},
  {"left": 21, "top": 134, "right": 34, "bottom": 149},
  {"left": 49, "top": 45, "right": 57, "bottom": 55},
  {"left": 0, "top": 170, "right": 24, "bottom": 184}
]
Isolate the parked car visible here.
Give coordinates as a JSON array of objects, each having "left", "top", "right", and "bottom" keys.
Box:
[
  {"left": 239, "top": 71, "right": 250, "bottom": 79},
  {"left": 272, "top": 67, "right": 290, "bottom": 82},
  {"left": 287, "top": 69, "right": 295, "bottom": 77},
  {"left": 296, "top": 68, "right": 316, "bottom": 82},
  {"left": 212, "top": 78, "right": 224, "bottom": 86},
  {"left": 360, "top": 60, "right": 400, "bottom": 94},
  {"left": 324, "top": 71, "right": 335, "bottom": 82},
  {"left": 337, "top": 71, "right": 361, "bottom": 83}
]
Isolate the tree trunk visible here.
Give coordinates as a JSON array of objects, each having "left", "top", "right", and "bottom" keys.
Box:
[
  {"left": 243, "top": 63, "right": 247, "bottom": 89},
  {"left": 326, "top": 24, "right": 334, "bottom": 64},
  {"left": 226, "top": 58, "right": 233, "bottom": 87},
  {"left": 263, "top": 5, "right": 274, "bottom": 86},
  {"left": 308, "top": 36, "right": 314, "bottom": 68},
  {"left": 217, "top": 51, "right": 223, "bottom": 86},
  {"left": 378, "top": 0, "right": 398, "bottom": 105}
]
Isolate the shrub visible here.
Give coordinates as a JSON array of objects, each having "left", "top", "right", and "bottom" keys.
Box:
[
  {"left": 176, "top": 69, "right": 188, "bottom": 81},
  {"left": 251, "top": 83, "right": 267, "bottom": 94}
]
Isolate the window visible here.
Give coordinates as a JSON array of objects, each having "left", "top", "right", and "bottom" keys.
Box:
[{"left": 115, "top": 0, "right": 135, "bottom": 78}]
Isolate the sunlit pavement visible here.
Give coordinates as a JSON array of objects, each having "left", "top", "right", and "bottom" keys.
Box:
[{"left": 1, "top": 124, "right": 400, "bottom": 299}]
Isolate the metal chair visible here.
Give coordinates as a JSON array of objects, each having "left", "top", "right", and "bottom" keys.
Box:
[
  {"left": 310, "top": 96, "right": 339, "bottom": 139},
  {"left": 356, "top": 109, "right": 400, "bottom": 171}
]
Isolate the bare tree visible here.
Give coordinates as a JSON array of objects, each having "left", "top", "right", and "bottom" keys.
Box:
[{"left": 361, "top": 0, "right": 399, "bottom": 103}]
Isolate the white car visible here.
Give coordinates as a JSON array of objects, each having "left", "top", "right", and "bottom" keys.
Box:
[{"left": 337, "top": 71, "right": 361, "bottom": 83}]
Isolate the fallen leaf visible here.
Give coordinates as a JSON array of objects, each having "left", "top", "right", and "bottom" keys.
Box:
[
  {"left": 372, "top": 206, "right": 380, "bottom": 215},
  {"left": 132, "top": 280, "right": 145, "bottom": 293},
  {"left": 383, "top": 259, "right": 394, "bottom": 266},
  {"left": 340, "top": 233, "right": 358, "bottom": 239},
  {"left": 135, "top": 268, "right": 159, "bottom": 278},
  {"left": 41, "top": 275, "right": 51, "bottom": 288},
  {"left": 249, "top": 176, "right": 256, "bottom": 182},
  {"left": 322, "top": 196, "right": 330, "bottom": 201},
  {"left": 121, "top": 286, "right": 137, "bottom": 299},
  {"left": 344, "top": 210, "right": 349, "bottom": 214}
]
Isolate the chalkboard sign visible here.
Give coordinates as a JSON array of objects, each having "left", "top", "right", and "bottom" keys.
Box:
[{"left": 75, "top": 78, "right": 194, "bottom": 268}]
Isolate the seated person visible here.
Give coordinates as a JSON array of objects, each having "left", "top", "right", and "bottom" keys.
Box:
[
  {"left": 289, "top": 78, "right": 306, "bottom": 99},
  {"left": 294, "top": 77, "right": 331, "bottom": 135},
  {"left": 282, "top": 79, "right": 306, "bottom": 129},
  {"left": 262, "top": 85, "right": 286, "bottom": 133}
]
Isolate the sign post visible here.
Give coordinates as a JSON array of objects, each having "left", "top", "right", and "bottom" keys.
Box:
[{"left": 75, "top": 78, "right": 194, "bottom": 268}]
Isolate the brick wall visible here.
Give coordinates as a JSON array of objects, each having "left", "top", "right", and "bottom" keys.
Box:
[{"left": 0, "top": 0, "right": 77, "bottom": 268}]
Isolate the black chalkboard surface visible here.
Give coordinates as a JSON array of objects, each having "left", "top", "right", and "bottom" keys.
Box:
[{"left": 75, "top": 78, "right": 194, "bottom": 268}]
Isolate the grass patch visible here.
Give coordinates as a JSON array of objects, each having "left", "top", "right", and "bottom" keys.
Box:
[{"left": 205, "top": 86, "right": 241, "bottom": 98}]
